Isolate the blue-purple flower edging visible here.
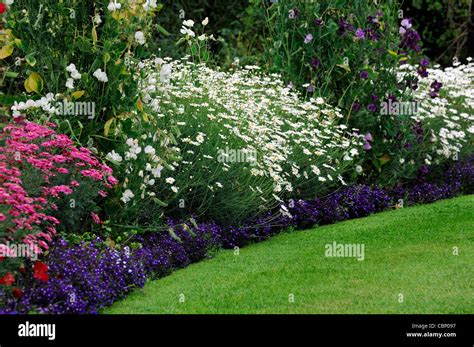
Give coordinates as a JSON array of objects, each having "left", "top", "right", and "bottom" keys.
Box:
[{"left": 1, "top": 158, "right": 472, "bottom": 314}]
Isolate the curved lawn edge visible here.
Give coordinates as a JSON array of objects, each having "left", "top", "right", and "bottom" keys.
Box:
[{"left": 104, "top": 195, "right": 474, "bottom": 314}]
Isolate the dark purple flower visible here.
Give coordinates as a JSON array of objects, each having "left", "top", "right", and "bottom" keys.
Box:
[
  {"left": 420, "top": 58, "right": 429, "bottom": 67},
  {"left": 314, "top": 18, "right": 323, "bottom": 26},
  {"left": 360, "top": 71, "right": 369, "bottom": 79},
  {"left": 431, "top": 80, "right": 443, "bottom": 92},
  {"left": 352, "top": 101, "right": 361, "bottom": 112},
  {"left": 310, "top": 58, "right": 321, "bottom": 69},
  {"left": 367, "top": 103, "right": 377, "bottom": 112},
  {"left": 338, "top": 17, "right": 354, "bottom": 35},
  {"left": 417, "top": 67, "right": 429, "bottom": 78}
]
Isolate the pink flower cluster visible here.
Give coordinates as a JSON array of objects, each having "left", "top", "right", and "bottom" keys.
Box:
[{"left": 0, "top": 121, "right": 118, "bottom": 258}]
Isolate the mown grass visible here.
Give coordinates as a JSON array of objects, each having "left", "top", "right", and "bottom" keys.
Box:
[{"left": 105, "top": 195, "right": 474, "bottom": 314}]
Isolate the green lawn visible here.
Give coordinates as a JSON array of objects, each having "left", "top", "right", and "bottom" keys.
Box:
[{"left": 105, "top": 195, "right": 474, "bottom": 314}]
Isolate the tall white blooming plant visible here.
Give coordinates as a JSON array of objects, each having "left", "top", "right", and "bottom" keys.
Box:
[{"left": 104, "top": 57, "right": 364, "bottom": 226}]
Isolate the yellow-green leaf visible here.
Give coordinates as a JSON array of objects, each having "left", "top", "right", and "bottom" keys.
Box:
[
  {"left": 336, "top": 64, "right": 351, "bottom": 73},
  {"left": 92, "top": 26, "right": 98, "bottom": 44},
  {"left": 71, "top": 90, "right": 85, "bottom": 100},
  {"left": 136, "top": 98, "right": 143, "bottom": 112},
  {"left": 24, "top": 72, "right": 44, "bottom": 94},
  {"left": 387, "top": 50, "right": 399, "bottom": 57},
  {"left": 379, "top": 154, "right": 391, "bottom": 166},
  {"left": 0, "top": 45, "right": 14, "bottom": 59},
  {"left": 104, "top": 117, "right": 115, "bottom": 136}
]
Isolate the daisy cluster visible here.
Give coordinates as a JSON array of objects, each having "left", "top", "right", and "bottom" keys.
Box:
[
  {"left": 398, "top": 59, "right": 474, "bottom": 164},
  {"left": 108, "top": 57, "right": 363, "bottom": 223}
]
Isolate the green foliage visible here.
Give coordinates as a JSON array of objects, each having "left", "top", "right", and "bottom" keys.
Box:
[
  {"left": 402, "top": 0, "right": 472, "bottom": 66},
  {"left": 1, "top": 0, "right": 160, "bottom": 142}
]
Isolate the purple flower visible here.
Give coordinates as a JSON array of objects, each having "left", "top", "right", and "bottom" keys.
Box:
[
  {"left": 360, "top": 71, "right": 369, "bottom": 79},
  {"left": 367, "top": 103, "right": 377, "bottom": 112},
  {"left": 355, "top": 28, "right": 365, "bottom": 39},
  {"left": 352, "top": 101, "right": 361, "bottom": 112},
  {"left": 417, "top": 67, "right": 429, "bottom": 78},
  {"left": 401, "top": 18, "right": 412, "bottom": 29},
  {"left": 304, "top": 33, "right": 313, "bottom": 44},
  {"left": 338, "top": 17, "right": 354, "bottom": 36},
  {"left": 363, "top": 141, "right": 372, "bottom": 150},
  {"left": 420, "top": 58, "right": 429, "bottom": 67},
  {"left": 310, "top": 58, "right": 321, "bottom": 69},
  {"left": 306, "top": 84, "right": 315, "bottom": 93},
  {"left": 376, "top": 10, "right": 384, "bottom": 17},
  {"left": 431, "top": 80, "right": 443, "bottom": 92},
  {"left": 314, "top": 18, "right": 323, "bottom": 26},
  {"left": 364, "top": 132, "right": 374, "bottom": 142}
]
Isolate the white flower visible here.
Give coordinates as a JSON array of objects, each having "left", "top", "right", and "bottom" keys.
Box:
[
  {"left": 311, "top": 165, "right": 320, "bottom": 175},
  {"left": 183, "top": 19, "right": 194, "bottom": 27},
  {"left": 66, "top": 63, "right": 77, "bottom": 73},
  {"left": 166, "top": 177, "right": 175, "bottom": 184},
  {"left": 399, "top": 158, "right": 405, "bottom": 164},
  {"left": 144, "top": 145, "right": 156, "bottom": 155},
  {"left": 160, "top": 64, "right": 172, "bottom": 84},
  {"left": 93, "top": 68, "right": 108, "bottom": 82},
  {"left": 171, "top": 186, "right": 179, "bottom": 193},
  {"left": 107, "top": 1, "right": 121, "bottom": 11},
  {"left": 202, "top": 17, "right": 209, "bottom": 26},
  {"left": 355, "top": 165, "right": 363, "bottom": 174},
  {"left": 6, "top": 0, "right": 14, "bottom": 5},
  {"left": 180, "top": 27, "right": 195, "bottom": 37},
  {"left": 106, "top": 150, "right": 123, "bottom": 163},
  {"left": 143, "top": 0, "right": 157, "bottom": 11},
  {"left": 93, "top": 14, "right": 102, "bottom": 25},
  {"left": 151, "top": 165, "right": 163, "bottom": 178},
  {"left": 216, "top": 182, "right": 223, "bottom": 188},
  {"left": 65, "top": 78, "right": 74, "bottom": 89},
  {"left": 198, "top": 34, "right": 206, "bottom": 41},
  {"left": 135, "top": 31, "right": 146, "bottom": 45},
  {"left": 121, "top": 189, "right": 134, "bottom": 203},
  {"left": 71, "top": 70, "right": 82, "bottom": 80}
]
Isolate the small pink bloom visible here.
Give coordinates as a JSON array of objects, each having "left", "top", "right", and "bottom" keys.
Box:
[{"left": 91, "top": 212, "right": 103, "bottom": 225}]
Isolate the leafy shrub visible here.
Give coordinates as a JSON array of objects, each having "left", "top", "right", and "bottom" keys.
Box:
[
  {"left": 259, "top": 0, "right": 402, "bottom": 111},
  {"left": 1, "top": 0, "right": 159, "bottom": 140}
]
